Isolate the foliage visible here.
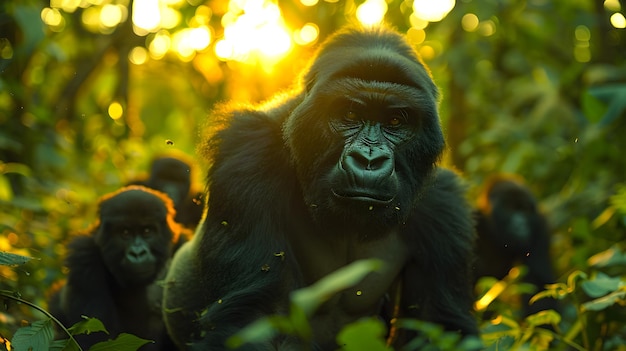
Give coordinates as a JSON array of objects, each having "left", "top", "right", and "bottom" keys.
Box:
[
  {"left": 1, "top": 0, "right": 625, "bottom": 350},
  {"left": 229, "top": 259, "right": 483, "bottom": 351}
]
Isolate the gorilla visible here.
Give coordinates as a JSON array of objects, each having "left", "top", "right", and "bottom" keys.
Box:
[
  {"left": 163, "top": 26, "right": 478, "bottom": 350},
  {"left": 129, "top": 155, "right": 204, "bottom": 230},
  {"left": 48, "top": 186, "right": 182, "bottom": 350},
  {"left": 474, "top": 175, "right": 558, "bottom": 316}
]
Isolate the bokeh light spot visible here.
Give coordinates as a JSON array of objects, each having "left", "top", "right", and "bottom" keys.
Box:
[
  {"left": 604, "top": 0, "right": 621, "bottom": 11},
  {"left": 356, "top": 0, "right": 388, "bottom": 27},
  {"left": 461, "top": 13, "right": 479, "bottom": 32},
  {"left": 610, "top": 13, "right": 626, "bottom": 28},
  {"left": 294, "top": 23, "right": 319, "bottom": 46},
  {"left": 81, "top": 6, "right": 100, "bottom": 33},
  {"left": 108, "top": 102, "right": 123, "bottom": 120},
  {"left": 478, "top": 20, "right": 496, "bottom": 36},
  {"left": 149, "top": 30, "right": 171, "bottom": 59},
  {"left": 413, "top": 0, "right": 455, "bottom": 22},
  {"left": 129, "top": 46, "right": 149, "bottom": 65},
  {"left": 409, "top": 14, "right": 429, "bottom": 30},
  {"left": 407, "top": 27, "right": 426, "bottom": 45},
  {"left": 133, "top": 0, "right": 161, "bottom": 35},
  {"left": 575, "top": 25, "right": 591, "bottom": 41},
  {"left": 100, "top": 4, "right": 123, "bottom": 28},
  {"left": 41, "top": 7, "right": 66, "bottom": 32},
  {"left": 419, "top": 45, "right": 435, "bottom": 60}
]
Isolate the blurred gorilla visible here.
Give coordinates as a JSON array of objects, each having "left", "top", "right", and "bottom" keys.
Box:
[
  {"left": 163, "top": 26, "right": 478, "bottom": 350},
  {"left": 49, "top": 186, "right": 182, "bottom": 350},
  {"left": 474, "top": 175, "right": 558, "bottom": 316},
  {"left": 130, "top": 155, "right": 204, "bottom": 229}
]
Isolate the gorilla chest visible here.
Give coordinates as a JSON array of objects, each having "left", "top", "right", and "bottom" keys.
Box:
[{"left": 289, "top": 228, "right": 409, "bottom": 318}]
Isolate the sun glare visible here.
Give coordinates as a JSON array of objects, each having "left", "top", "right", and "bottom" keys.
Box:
[
  {"left": 215, "top": 0, "right": 292, "bottom": 69},
  {"left": 133, "top": 0, "right": 161, "bottom": 35},
  {"left": 413, "top": 0, "right": 455, "bottom": 22},
  {"left": 356, "top": 0, "right": 388, "bottom": 27}
]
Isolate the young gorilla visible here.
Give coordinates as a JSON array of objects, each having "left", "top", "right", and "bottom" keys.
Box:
[
  {"left": 474, "top": 175, "right": 558, "bottom": 316},
  {"left": 129, "top": 154, "right": 204, "bottom": 230},
  {"left": 163, "top": 26, "right": 478, "bottom": 350},
  {"left": 49, "top": 186, "right": 181, "bottom": 350}
]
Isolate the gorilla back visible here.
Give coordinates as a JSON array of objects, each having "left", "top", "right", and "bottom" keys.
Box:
[{"left": 163, "top": 26, "right": 478, "bottom": 350}]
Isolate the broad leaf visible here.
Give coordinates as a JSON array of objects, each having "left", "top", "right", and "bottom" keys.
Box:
[
  {"left": 0, "top": 251, "right": 36, "bottom": 267},
  {"left": 11, "top": 319, "right": 54, "bottom": 351},
  {"left": 582, "top": 290, "right": 626, "bottom": 312},
  {"left": 89, "top": 333, "right": 152, "bottom": 351},
  {"left": 291, "top": 259, "right": 383, "bottom": 316},
  {"left": 580, "top": 272, "right": 623, "bottom": 298},
  {"left": 68, "top": 317, "right": 109, "bottom": 336},
  {"left": 337, "top": 318, "right": 388, "bottom": 351}
]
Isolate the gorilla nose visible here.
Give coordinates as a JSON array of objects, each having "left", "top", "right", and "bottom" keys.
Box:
[
  {"left": 344, "top": 147, "right": 393, "bottom": 174},
  {"left": 128, "top": 246, "right": 149, "bottom": 263}
]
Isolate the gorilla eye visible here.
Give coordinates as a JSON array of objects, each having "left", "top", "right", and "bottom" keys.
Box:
[
  {"left": 345, "top": 110, "right": 358, "bottom": 121},
  {"left": 142, "top": 226, "right": 154, "bottom": 237},
  {"left": 388, "top": 117, "right": 402, "bottom": 126},
  {"left": 121, "top": 228, "right": 131, "bottom": 238},
  {"left": 387, "top": 109, "right": 410, "bottom": 127}
]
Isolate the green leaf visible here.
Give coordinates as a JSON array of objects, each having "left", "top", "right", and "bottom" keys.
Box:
[
  {"left": 48, "top": 338, "right": 81, "bottom": 351},
  {"left": 290, "top": 259, "right": 383, "bottom": 317},
  {"left": 11, "top": 319, "right": 54, "bottom": 351},
  {"left": 0, "top": 251, "right": 36, "bottom": 266},
  {"left": 336, "top": 318, "right": 388, "bottom": 351},
  {"left": 68, "top": 317, "right": 109, "bottom": 336},
  {"left": 0, "top": 175, "right": 13, "bottom": 201},
  {"left": 226, "top": 315, "right": 290, "bottom": 349},
  {"left": 587, "top": 84, "right": 626, "bottom": 126},
  {"left": 12, "top": 4, "right": 46, "bottom": 56},
  {"left": 581, "top": 290, "right": 626, "bottom": 312},
  {"left": 588, "top": 245, "right": 626, "bottom": 268},
  {"left": 525, "top": 309, "right": 561, "bottom": 327},
  {"left": 581, "top": 90, "right": 607, "bottom": 123},
  {"left": 580, "top": 272, "right": 623, "bottom": 298},
  {"left": 88, "top": 333, "right": 153, "bottom": 351}
]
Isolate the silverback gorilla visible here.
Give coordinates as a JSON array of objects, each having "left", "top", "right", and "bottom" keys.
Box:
[
  {"left": 49, "top": 186, "right": 181, "bottom": 350},
  {"left": 163, "top": 26, "right": 478, "bottom": 350}
]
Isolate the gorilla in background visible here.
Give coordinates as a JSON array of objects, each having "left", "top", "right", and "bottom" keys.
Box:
[
  {"left": 474, "top": 175, "right": 558, "bottom": 316},
  {"left": 163, "top": 26, "right": 478, "bottom": 350},
  {"left": 129, "top": 154, "right": 204, "bottom": 230},
  {"left": 48, "top": 186, "right": 182, "bottom": 350}
]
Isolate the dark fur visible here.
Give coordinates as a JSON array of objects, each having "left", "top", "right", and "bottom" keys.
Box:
[
  {"left": 163, "top": 26, "right": 478, "bottom": 350},
  {"left": 49, "top": 186, "right": 181, "bottom": 350},
  {"left": 474, "top": 175, "right": 558, "bottom": 316},
  {"left": 129, "top": 155, "right": 204, "bottom": 230}
]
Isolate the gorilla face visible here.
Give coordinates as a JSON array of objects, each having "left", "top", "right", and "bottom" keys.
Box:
[
  {"left": 283, "top": 29, "right": 444, "bottom": 232},
  {"left": 95, "top": 187, "right": 175, "bottom": 287},
  {"left": 487, "top": 180, "right": 540, "bottom": 252}
]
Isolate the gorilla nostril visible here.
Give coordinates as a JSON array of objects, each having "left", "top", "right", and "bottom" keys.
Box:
[
  {"left": 128, "top": 247, "right": 149, "bottom": 262},
  {"left": 345, "top": 148, "right": 393, "bottom": 173},
  {"left": 345, "top": 151, "right": 370, "bottom": 170},
  {"left": 368, "top": 155, "right": 391, "bottom": 171}
]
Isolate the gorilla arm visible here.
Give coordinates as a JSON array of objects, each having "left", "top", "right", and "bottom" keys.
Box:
[
  {"left": 401, "top": 168, "right": 478, "bottom": 336},
  {"left": 53, "top": 236, "right": 119, "bottom": 337},
  {"left": 163, "top": 106, "right": 303, "bottom": 349}
]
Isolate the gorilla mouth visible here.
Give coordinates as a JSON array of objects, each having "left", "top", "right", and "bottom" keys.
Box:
[{"left": 331, "top": 189, "right": 394, "bottom": 205}]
